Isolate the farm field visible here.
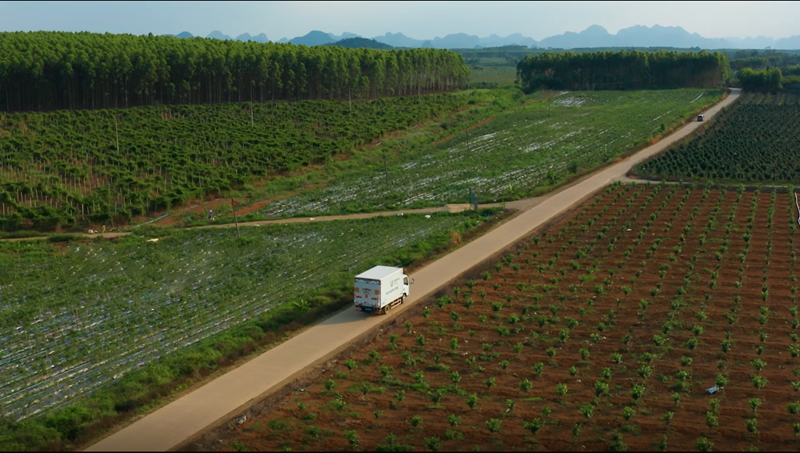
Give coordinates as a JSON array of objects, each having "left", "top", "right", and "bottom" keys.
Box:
[
  {"left": 468, "top": 66, "right": 518, "bottom": 87},
  {"left": 211, "top": 182, "right": 800, "bottom": 452},
  {"left": 258, "top": 89, "right": 724, "bottom": 218},
  {"left": 633, "top": 91, "right": 800, "bottom": 184},
  {"left": 0, "top": 211, "right": 490, "bottom": 428},
  {"left": 0, "top": 92, "right": 471, "bottom": 230}
]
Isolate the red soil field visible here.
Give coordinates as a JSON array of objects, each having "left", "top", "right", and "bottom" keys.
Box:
[{"left": 191, "top": 182, "right": 800, "bottom": 452}]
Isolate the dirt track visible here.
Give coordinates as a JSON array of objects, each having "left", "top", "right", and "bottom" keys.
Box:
[{"left": 85, "top": 89, "right": 740, "bottom": 452}]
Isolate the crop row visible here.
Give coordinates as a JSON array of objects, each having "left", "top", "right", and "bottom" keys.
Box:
[
  {"left": 634, "top": 93, "right": 800, "bottom": 184},
  {"left": 219, "top": 182, "right": 800, "bottom": 452},
  {"left": 260, "top": 89, "right": 722, "bottom": 218},
  {"left": 0, "top": 212, "right": 480, "bottom": 421},
  {"left": 0, "top": 93, "right": 468, "bottom": 230}
]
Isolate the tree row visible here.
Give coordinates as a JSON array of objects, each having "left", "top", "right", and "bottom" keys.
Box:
[
  {"left": 0, "top": 31, "right": 471, "bottom": 112},
  {"left": 516, "top": 50, "right": 731, "bottom": 92}
]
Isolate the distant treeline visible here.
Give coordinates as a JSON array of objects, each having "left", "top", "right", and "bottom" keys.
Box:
[
  {"left": 516, "top": 50, "right": 731, "bottom": 92},
  {"left": 730, "top": 51, "right": 800, "bottom": 71},
  {"left": 738, "top": 68, "right": 786, "bottom": 92},
  {"left": 0, "top": 31, "right": 470, "bottom": 112}
]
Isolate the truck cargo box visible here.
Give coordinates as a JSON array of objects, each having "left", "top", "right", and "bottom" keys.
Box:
[{"left": 354, "top": 265, "right": 410, "bottom": 314}]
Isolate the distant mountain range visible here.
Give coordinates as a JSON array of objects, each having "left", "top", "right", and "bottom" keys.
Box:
[{"left": 164, "top": 25, "right": 800, "bottom": 50}]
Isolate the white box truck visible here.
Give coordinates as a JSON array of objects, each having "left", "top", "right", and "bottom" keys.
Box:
[{"left": 354, "top": 266, "right": 411, "bottom": 315}]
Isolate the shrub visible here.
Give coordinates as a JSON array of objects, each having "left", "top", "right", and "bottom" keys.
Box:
[
  {"left": 520, "top": 379, "right": 533, "bottom": 392},
  {"left": 344, "top": 430, "right": 360, "bottom": 449},
  {"left": 533, "top": 362, "right": 544, "bottom": 376},
  {"left": 696, "top": 437, "right": 713, "bottom": 452},
  {"left": 749, "top": 398, "right": 761, "bottom": 416},
  {"left": 424, "top": 437, "right": 442, "bottom": 452},
  {"left": 788, "top": 402, "right": 800, "bottom": 415},
  {"left": 376, "top": 434, "right": 414, "bottom": 452},
  {"left": 631, "top": 384, "right": 645, "bottom": 400},
  {"left": 557, "top": 383, "right": 568, "bottom": 396},
  {"left": 580, "top": 403, "right": 594, "bottom": 419},
  {"left": 524, "top": 418, "right": 544, "bottom": 436},
  {"left": 409, "top": 415, "right": 423, "bottom": 427},
  {"left": 622, "top": 406, "right": 636, "bottom": 421},
  {"left": 466, "top": 393, "right": 479, "bottom": 409},
  {"left": 485, "top": 418, "right": 503, "bottom": 433},
  {"left": 745, "top": 418, "right": 758, "bottom": 434},
  {"left": 751, "top": 359, "right": 766, "bottom": 374}
]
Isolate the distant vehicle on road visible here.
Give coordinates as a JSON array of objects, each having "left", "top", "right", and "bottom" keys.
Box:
[
  {"left": 697, "top": 114, "right": 705, "bottom": 122},
  {"left": 354, "top": 266, "right": 411, "bottom": 315}
]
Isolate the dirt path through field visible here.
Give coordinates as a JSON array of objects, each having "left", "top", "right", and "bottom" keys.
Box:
[{"left": 83, "top": 90, "right": 740, "bottom": 452}]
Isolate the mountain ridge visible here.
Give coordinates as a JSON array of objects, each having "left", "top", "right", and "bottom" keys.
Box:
[{"left": 163, "top": 25, "right": 800, "bottom": 49}]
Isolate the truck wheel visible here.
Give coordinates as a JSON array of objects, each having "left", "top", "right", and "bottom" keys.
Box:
[
  {"left": 400, "top": 296, "right": 405, "bottom": 304},
  {"left": 380, "top": 307, "right": 387, "bottom": 315}
]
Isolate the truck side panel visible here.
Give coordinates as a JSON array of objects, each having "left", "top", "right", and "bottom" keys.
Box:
[{"left": 380, "top": 274, "right": 404, "bottom": 307}]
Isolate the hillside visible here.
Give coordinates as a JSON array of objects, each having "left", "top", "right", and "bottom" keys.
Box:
[{"left": 325, "top": 37, "right": 394, "bottom": 49}]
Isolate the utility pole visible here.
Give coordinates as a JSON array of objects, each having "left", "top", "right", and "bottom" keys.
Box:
[{"left": 231, "top": 198, "right": 241, "bottom": 240}]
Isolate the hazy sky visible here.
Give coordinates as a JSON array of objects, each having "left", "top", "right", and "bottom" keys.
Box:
[{"left": 1, "top": 1, "right": 798, "bottom": 40}]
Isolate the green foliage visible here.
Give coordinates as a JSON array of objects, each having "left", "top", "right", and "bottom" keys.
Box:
[
  {"left": 343, "top": 430, "right": 360, "bottom": 449},
  {"left": 485, "top": 418, "right": 503, "bottom": 433},
  {"left": 622, "top": 406, "right": 636, "bottom": 421},
  {"left": 696, "top": 437, "right": 713, "bottom": 452},
  {"left": 518, "top": 50, "right": 730, "bottom": 92},
  {"left": 637, "top": 98, "right": 800, "bottom": 185},
  {"left": 524, "top": 418, "right": 544, "bottom": 436},
  {"left": 1, "top": 32, "right": 468, "bottom": 113},
  {"left": 739, "top": 67, "right": 784, "bottom": 92},
  {"left": 0, "top": 91, "right": 472, "bottom": 229},
  {"left": 0, "top": 213, "right": 488, "bottom": 449},
  {"left": 376, "top": 434, "right": 415, "bottom": 452},
  {"left": 466, "top": 393, "right": 479, "bottom": 410}
]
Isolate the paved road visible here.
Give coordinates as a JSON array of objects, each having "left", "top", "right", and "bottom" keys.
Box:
[{"left": 85, "top": 89, "right": 740, "bottom": 452}]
